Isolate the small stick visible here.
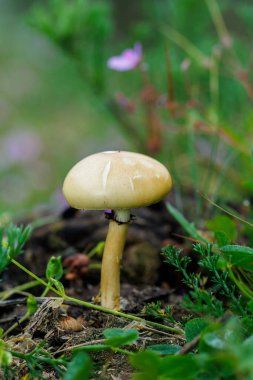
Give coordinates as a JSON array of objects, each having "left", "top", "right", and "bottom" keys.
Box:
[
  {"left": 176, "top": 334, "right": 200, "bottom": 355},
  {"left": 0, "top": 298, "right": 82, "bottom": 308},
  {"left": 55, "top": 338, "right": 107, "bottom": 354}
]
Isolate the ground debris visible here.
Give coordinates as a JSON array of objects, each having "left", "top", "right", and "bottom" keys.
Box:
[
  {"left": 25, "top": 298, "right": 63, "bottom": 338},
  {"left": 1, "top": 296, "right": 184, "bottom": 379}
]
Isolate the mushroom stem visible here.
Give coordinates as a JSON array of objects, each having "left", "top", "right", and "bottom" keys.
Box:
[{"left": 101, "top": 209, "right": 130, "bottom": 310}]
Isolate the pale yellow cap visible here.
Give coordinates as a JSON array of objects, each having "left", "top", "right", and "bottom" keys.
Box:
[{"left": 63, "top": 151, "right": 172, "bottom": 210}]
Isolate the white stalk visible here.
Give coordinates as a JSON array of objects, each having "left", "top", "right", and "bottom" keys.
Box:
[{"left": 100, "top": 209, "right": 130, "bottom": 310}]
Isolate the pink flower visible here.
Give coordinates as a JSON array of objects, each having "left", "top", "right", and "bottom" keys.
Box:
[
  {"left": 107, "top": 43, "right": 142, "bottom": 71},
  {"left": 2, "top": 129, "right": 42, "bottom": 165}
]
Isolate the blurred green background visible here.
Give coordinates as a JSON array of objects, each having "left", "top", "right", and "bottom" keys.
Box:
[{"left": 1, "top": 0, "right": 253, "bottom": 217}]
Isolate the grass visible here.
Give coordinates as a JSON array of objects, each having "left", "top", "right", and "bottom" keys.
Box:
[
  {"left": 1, "top": 0, "right": 253, "bottom": 222},
  {"left": 0, "top": 3, "right": 125, "bottom": 215}
]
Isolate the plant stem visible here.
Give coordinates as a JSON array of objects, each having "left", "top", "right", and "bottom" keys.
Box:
[
  {"left": 205, "top": 0, "right": 231, "bottom": 47},
  {"left": 0, "top": 280, "right": 40, "bottom": 300},
  {"left": 89, "top": 263, "right": 101, "bottom": 270},
  {"left": 10, "top": 259, "right": 184, "bottom": 335},
  {"left": 30, "top": 215, "right": 59, "bottom": 230},
  {"left": 212, "top": 267, "right": 245, "bottom": 315},
  {"left": 7, "top": 349, "right": 65, "bottom": 367},
  {"left": 3, "top": 313, "right": 29, "bottom": 338},
  {"left": 187, "top": 111, "right": 200, "bottom": 217},
  {"left": 209, "top": 58, "right": 219, "bottom": 121},
  {"left": 87, "top": 242, "right": 105, "bottom": 259},
  {"left": 228, "top": 269, "right": 253, "bottom": 299},
  {"left": 11, "top": 259, "right": 51, "bottom": 289},
  {"left": 41, "top": 284, "right": 50, "bottom": 298},
  {"left": 163, "top": 27, "right": 208, "bottom": 64},
  {"left": 64, "top": 294, "right": 183, "bottom": 334}
]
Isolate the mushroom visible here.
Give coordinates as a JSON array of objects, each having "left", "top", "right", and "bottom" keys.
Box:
[{"left": 62, "top": 151, "right": 172, "bottom": 310}]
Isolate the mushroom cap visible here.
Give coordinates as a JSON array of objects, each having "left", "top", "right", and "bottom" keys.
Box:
[{"left": 63, "top": 151, "right": 172, "bottom": 210}]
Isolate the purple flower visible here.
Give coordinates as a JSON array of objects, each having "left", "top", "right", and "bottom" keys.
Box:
[
  {"left": 107, "top": 43, "right": 142, "bottom": 71},
  {"left": 2, "top": 129, "right": 42, "bottom": 165},
  {"left": 52, "top": 189, "right": 70, "bottom": 212}
]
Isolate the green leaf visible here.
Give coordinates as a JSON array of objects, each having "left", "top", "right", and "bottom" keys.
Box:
[
  {"left": 0, "top": 340, "right": 12, "bottom": 367},
  {"left": 51, "top": 278, "right": 65, "bottom": 296},
  {"left": 220, "top": 245, "right": 253, "bottom": 269},
  {"left": 159, "top": 355, "right": 199, "bottom": 379},
  {"left": 147, "top": 344, "right": 181, "bottom": 355},
  {"left": 202, "top": 332, "right": 226, "bottom": 350},
  {"left": 0, "top": 224, "right": 32, "bottom": 272},
  {"left": 103, "top": 328, "right": 139, "bottom": 347},
  {"left": 200, "top": 318, "right": 242, "bottom": 353},
  {"left": 240, "top": 335, "right": 253, "bottom": 372},
  {"left": 7, "top": 224, "right": 31, "bottom": 259},
  {"left": 130, "top": 351, "right": 161, "bottom": 380},
  {"left": 131, "top": 350, "right": 198, "bottom": 380},
  {"left": 214, "top": 231, "right": 229, "bottom": 247},
  {"left": 185, "top": 318, "right": 209, "bottom": 342},
  {"left": 0, "top": 243, "right": 10, "bottom": 273},
  {"left": 26, "top": 295, "right": 38, "bottom": 316},
  {"left": 207, "top": 215, "right": 237, "bottom": 243},
  {"left": 64, "top": 351, "right": 91, "bottom": 380},
  {"left": 242, "top": 334, "right": 253, "bottom": 348},
  {"left": 166, "top": 203, "right": 207, "bottom": 242},
  {"left": 241, "top": 316, "right": 253, "bottom": 335},
  {"left": 247, "top": 300, "right": 253, "bottom": 315},
  {"left": 88, "top": 241, "right": 105, "bottom": 258},
  {"left": 46, "top": 256, "right": 63, "bottom": 281}
]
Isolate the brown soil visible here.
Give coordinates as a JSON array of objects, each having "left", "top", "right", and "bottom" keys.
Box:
[{"left": 0, "top": 201, "right": 193, "bottom": 379}]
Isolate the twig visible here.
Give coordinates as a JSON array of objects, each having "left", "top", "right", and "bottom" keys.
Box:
[
  {"left": 0, "top": 316, "right": 18, "bottom": 324},
  {"left": 55, "top": 338, "right": 106, "bottom": 354},
  {"left": 0, "top": 280, "right": 40, "bottom": 300},
  {"left": 123, "top": 321, "right": 185, "bottom": 340},
  {"left": 176, "top": 334, "right": 200, "bottom": 355},
  {"left": 0, "top": 297, "right": 83, "bottom": 309}
]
